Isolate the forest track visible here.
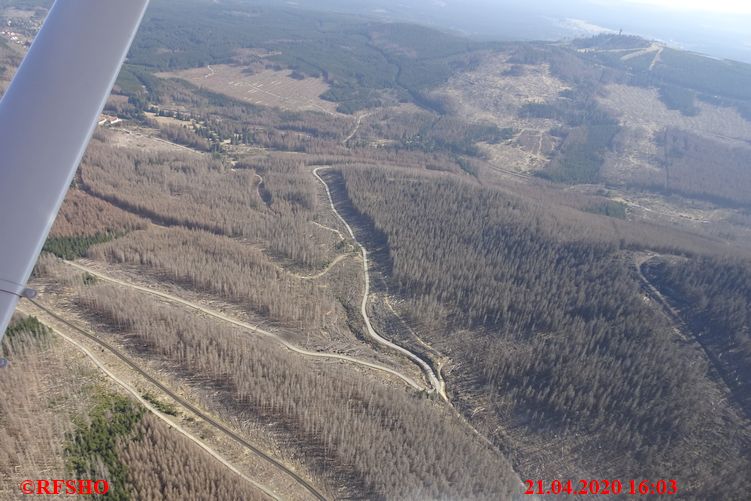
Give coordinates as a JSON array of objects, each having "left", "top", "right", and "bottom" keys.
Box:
[
  {"left": 634, "top": 253, "right": 751, "bottom": 421},
  {"left": 17, "top": 300, "right": 318, "bottom": 501},
  {"left": 633, "top": 253, "right": 689, "bottom": 341},
  {"left": 312, "top": 166, "right": 447, "bottom": 400},
  {"left": 312, "top": 221, "right": 346, "bottom": 241},
  {"left": 255, "top": 172, "right": 265, "bottom": 202},
  {"left": 649, "top": 47, "right": 663, "bottom": 71},
  {"left": 343, "top": 112, "right": 372, "bottom": 145},
  {"left": 312, "top": 167, "right": 533, "bottom": 494},
  {"left": 64, "top": 261, "right": 423, "bottom": 391},
  {"left": 290, "top": 253, "right": 351, "bottom": 280}
]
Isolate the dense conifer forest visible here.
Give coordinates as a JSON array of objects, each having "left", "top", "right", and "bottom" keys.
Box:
[
  {"left": 644, "top": 256, "right": 751, "bottom": 417},
  {"left": 340, "top": 167, "right": 751, "bottom": 497}
]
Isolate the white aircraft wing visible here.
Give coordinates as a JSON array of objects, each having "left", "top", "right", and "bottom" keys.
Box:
[{"left": 0, "top": 0, "right": 150, "bottom": 340}]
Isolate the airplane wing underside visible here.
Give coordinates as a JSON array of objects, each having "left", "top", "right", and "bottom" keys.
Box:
[{"left": 0, "top": 0, "right": 150, "bottom": 340}]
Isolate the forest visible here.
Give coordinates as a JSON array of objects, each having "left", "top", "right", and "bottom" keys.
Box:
[
  {"left": 49, "top": 276, "right": 519, "bottom": 499},
  {"left": 124, "top": 1, "right": 490, "bottom": 113},
  {"left": 89, "top": 227, "right": 337, "bottom": 328},
  {"left": 511, "top": 39, "right": 751, "bottom": 208},
  {"left": 41, "top": 187, "right": 148, "bottom": 259},
  {"left": 657, "top": 128, "right": 751, "bottom": 206},
  {"left": 32, "top": 71, "right": 745, "bottom": 492},
  {"left": 643, "top": 256, "right": 751, "bottom": 418},
  {"left": 338, "top": 166, "right": 751, "bottom": 497},
  {"left": 78, "top": 136, "right": 337, "bottom": 268},
  {"left": 508, "top": 44, "right": 624, "bottom": 184},
  {"left": 0, "top": 317, "right": 265, "bottom": 500},
  {"left": 4, "top": 3, "right": 751, "bottom": 498},
  {"left": 657, "top": 85, "right": 699, "bottom": 116}
]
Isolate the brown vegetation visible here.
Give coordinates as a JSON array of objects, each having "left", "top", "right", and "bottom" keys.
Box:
[
  {"left": 9, "top": 24, "right": 751, "bottom": 499},
  {"left": 50, "top": 189, "right": 148, "bottom": 238},
  {"left": 0, "top": 324, "right": 80, "bottom": 494},
  {"left": 79, "top": 138, "right": 335, "bottom": 268},
  {"left": 598, "top": 84, "right": 751, "bottom": 143},
  {"left": 89, "top": 227, "right": 337, "bottom": 327},
  {"left": 658, "top": 128, "right": 751, "bottom": 206},
  {"left": 152, "top": 77, "right": 351, "bottom": 153},
  {"left": 1, "top": 316, "right": 264, "bottom": 500},
  {"left": 0, "top": 38, "right": 22, "bottom": 92},
  {"left": 119, "top": 414, "right": 265, "bottom": 501},
  {"left": 157, "top": 123, "right": 212, "bottom": 152},
  {"left": 70, "top": 281, "right": 519, "bottom": 499}
]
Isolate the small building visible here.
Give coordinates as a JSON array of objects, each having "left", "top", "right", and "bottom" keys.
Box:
[{"left": 97, "top": 114, "right": 123, "bottom": 127}]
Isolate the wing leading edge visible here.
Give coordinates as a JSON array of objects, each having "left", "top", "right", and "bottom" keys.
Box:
[{"left": 0, "top": 0, "right": 150, "bottom": 340}]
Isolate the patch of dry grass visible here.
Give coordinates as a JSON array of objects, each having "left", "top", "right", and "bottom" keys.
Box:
[{"left": 159, "top": 65, "right": 338, "bottom": 114}]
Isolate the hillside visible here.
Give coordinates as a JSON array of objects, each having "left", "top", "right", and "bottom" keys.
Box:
[{"left": 2, "top": 2, "right": 751, "bottom": 499}]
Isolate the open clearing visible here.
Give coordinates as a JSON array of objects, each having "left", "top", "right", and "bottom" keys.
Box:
[
  {"left": 438, "top": 52, "right": 568, "bottom": 172},
  {"left": 104, "top": 126, "right": 203, "bottom": 155},
  {"left": 598, "top": 84, "right": 751, "bottom": 143},
  {"left": 599, "top": 84, "right": 751, "bottom": 186},
  {"left": 159, "top": 65, "right": 339, "bottom": 115}
]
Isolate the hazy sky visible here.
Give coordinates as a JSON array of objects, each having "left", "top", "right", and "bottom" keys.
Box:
[
  {"left": 619, "top": 0, "right": 751, "bottom": 14},
  {"left": 286, "top": 0, "right": 751, "bottom": 62}
]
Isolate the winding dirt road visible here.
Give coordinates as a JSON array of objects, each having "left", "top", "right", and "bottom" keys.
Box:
[
  {"left": 312, "top": 166, "right": 447, "bottom": 400},
  {"left": 254, "top": 172, "right": 265, "bottom": 201},
  {"left": 311, "top": 167, "right": 530, "bottom": 491},
  {"left": 65, "top": 261, "right": 423, "bottom": 391}
]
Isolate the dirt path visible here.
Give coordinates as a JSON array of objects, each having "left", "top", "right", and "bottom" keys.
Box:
[
  {"left": 312, "top": 221, "right": 346, "bottom": 242},
  {"left": 620, "top": 45, "right": 660, "bottom": 61},
  {"left": 312, "top": 166, "right": 447, "bottom": 400},
  {"left": 16, "top": 302, "right": 284, "bottom": 501},
  {"left": 311, "top": 167, "right": 534, "bottom": 492},
  {"left": 649, "top": 47, "right": 663, "bottom": 71},
  {"left": 343, "top": 112, "right": 372, "bottom": 146},
  {"left": 64, "top": 261, "right": 423, "bottom": 392},
  {"left": 536, "top": 130, "right": 545, "bottom": 157},
  {"left": 633, "top": 253, "right": 689, "bottom": 341},
  {"left": 255, "top": 172, "right": 265, "bottom": 201},
  {"left": 290, "top": 253, "right": 350, "bottom": 280}
]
